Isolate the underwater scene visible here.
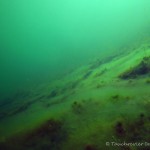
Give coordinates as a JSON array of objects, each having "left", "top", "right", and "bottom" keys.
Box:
[{"left": 0, "top": 0, "right": 150, "bottom": 150}]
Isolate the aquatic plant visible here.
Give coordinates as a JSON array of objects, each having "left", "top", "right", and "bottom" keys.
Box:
[
  {"left": 111, "top": 94, "right": 119, "bottom": 100},
  {"left": 114, "top": 113, "right": 150, "bottom": 143},
  {"left": 13, "top": 90, "right": 31, "bottom": 99},
  {"left": 96, "top": 84, "right": 102, "bottom": 89},
  {"left": 84, "top": 144, "right": 97, "bottom": 150},
  {"left": 119, "top": 56, "right": 150, "bottom": 79},
  {"left": 72, "top": 101, "right": 83, "bottom": 115},
  {"left": 109, "top": 94, "right": 131, "bottom": 104},
  {"left": 89, "top": 59, "right": 102, "bottom": 70},
  {"left": 0, "top": 119, "right": 67, "bottom": 150},
  {"left": 145, "top": 78, "right": 150, "bottom": 84},
  {"left": 61, "top": 80, "right": 80, "bottom": 93},
  {"left": 94, "top": 68, "right": 107, "bottom": 78},
  {"left": 0, "top": 101, "right": 32, "bottom": 121},
  {"left": 70, "top": 80, "right": 81, "bottom": 89},
  {"left": 115, "top": 122, "right": 126, "bottom": 137},
  {"left": 47, "top": 89, "right": 59, "bottom": 99},
  {"left": 82, "top": 70, "right": 93, "bottom": 80}
]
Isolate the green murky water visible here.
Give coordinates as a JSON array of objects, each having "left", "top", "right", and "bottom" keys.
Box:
[
  {"left": 0, "top": 1, "right": 150, "bottom": 150},
  {"left": 1, "top": 0, "right": 150, "bottom": 98}
]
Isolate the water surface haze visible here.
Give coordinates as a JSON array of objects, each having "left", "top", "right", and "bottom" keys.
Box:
[{"left": 0, "top": 0, "right": 150, "bottom": 98}]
